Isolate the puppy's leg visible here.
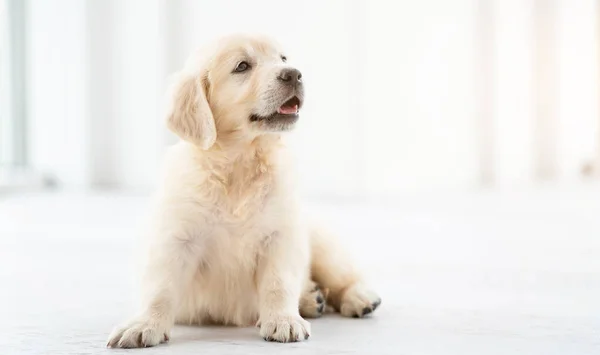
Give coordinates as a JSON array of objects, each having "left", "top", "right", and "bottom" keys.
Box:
[
  {"left": 257, "top": 227, "right": 311, "bottom": 342},
  {"left": 299, "top": 279, "right": 326, "bottom": 318},
  {"left": 107, "top": 221, "right": 202, "bottom": 348},
  {"left": 310, "top": 226, "right": 381, "bottom": 318}
]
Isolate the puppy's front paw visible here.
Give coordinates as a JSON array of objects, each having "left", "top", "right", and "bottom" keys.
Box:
[
  {"left": 107, "top": 317, "right": 170, "bottom": 348},
  {"left": 340, "top": 283, "right": 381, "bottom": 318},
  {"left": 259, "top": 314, "right": 311, "bottom": 342}
]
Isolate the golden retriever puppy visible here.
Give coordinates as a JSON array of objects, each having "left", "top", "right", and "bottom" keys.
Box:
[{"left": 107, "top": 33, "right": 381, "bottom": 348}]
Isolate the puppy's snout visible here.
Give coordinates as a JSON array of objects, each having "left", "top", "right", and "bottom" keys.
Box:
[{"left": 278, "top": 68, "right": 302, "bottom": 85}]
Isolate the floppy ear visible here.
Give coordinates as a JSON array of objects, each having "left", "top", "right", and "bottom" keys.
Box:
[{"left": 166, "top": 71, "right": 216, "bottom": 150}]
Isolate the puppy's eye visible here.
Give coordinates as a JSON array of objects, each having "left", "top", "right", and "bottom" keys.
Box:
[
  {"left": 234, "top": 61, "right": 250, "bottom": 73},
  {"left": 281, "top": 55, "right": 287, "bottom": 62}
]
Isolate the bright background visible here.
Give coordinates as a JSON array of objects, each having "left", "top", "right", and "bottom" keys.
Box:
[
  {"left": 2, "top": 2, "right": 600, "bottom": 354},
  {"left": 2, "top": 0, "right": 600, "bottom": 198}
]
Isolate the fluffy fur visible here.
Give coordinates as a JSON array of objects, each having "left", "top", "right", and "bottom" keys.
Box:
[{"left": 107, "top": 34, "right": 381, "bottom": 348}]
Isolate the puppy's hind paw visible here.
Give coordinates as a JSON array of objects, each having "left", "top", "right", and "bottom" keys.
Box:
[
  {"left": 299, "top": 285, "right": 327, "bottom": 318},
  {"left": 340, "top": 283, "right": 381, "bottom": 318}
]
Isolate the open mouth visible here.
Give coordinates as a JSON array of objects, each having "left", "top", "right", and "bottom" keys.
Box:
[
  {"left": 250, "top": 96, "right": 302, "bottom": 123},
  {"left": 277, "top": 96, "right": 300, "bottom": 115}
]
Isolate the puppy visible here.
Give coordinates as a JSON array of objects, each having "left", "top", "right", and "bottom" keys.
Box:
[{"left": 107, "top": 34, "right": 381, "bottom": 348}]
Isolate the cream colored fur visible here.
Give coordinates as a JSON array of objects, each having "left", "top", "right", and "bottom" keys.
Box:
[{"left": 107, "top": 34, "right": 380, "bottom": 348}]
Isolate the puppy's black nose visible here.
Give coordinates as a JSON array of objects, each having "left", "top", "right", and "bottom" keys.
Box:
[{"left": 278, "top": 68, "right": 302, "bottom": 84}]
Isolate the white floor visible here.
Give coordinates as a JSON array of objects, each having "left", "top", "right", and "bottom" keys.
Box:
[{"left": 1, "top": 186, "right": 600, "bottom": 354}]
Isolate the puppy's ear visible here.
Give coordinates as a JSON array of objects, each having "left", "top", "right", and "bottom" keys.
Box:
[{"left": 166, "top": 71, "right": 216, "bottom": 150}]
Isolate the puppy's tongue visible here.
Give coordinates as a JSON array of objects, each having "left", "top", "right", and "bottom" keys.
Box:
[{"left": 278, "top": 104, "right": 298, "bottom": 115}]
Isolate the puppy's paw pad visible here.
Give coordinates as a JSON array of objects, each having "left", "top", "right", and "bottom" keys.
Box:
[
  {"left": 340, "top": 284, "right": 381, "bottom": 318},
  {"left": 299, "top": 286, "right": 327, "bottom": 318},
  {"left": 259, "top": 314, "right": 311, "bottom": 343},
  {"left": 107, "top": 318, "right": 170, "bottom": 349}
]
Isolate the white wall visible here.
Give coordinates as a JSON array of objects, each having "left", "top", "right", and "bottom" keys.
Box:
[
  {"left": 556, "top": 0, "right": 599, "bottom": 181},
  {"left": 0, "top": 0, "right": 12, "bottom": 165},
  {"left": 492, "top": 0, "right": 536, "bottom": 184},
  {"left": 26, "top": 0, "right": 167, "bottom": 189},
  {"left": 364, "top": 0, "right": 479, "bottom": 195},
  {"left": 27, "top": 0, "right": 89, "bottom": 186},
  {"left": 23, "top": 0, "right": 600, "bottom": 197}
]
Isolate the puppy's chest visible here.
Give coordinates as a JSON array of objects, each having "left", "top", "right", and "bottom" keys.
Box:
[
  {"left": 202, "top": 172, "right": 281, "bottom": 266},
  {"left": 209, "top": 165, "right": 279, "bottom": 224}
]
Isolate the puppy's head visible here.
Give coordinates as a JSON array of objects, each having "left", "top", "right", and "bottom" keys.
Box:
[{"left": 166, "top": 34, "right": 304, "bottom": 149}]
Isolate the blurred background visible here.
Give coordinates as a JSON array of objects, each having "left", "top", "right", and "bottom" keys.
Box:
[
  {"left": 2, "top": 1, "right": 600, "bottom": 354},
  {"left": 2, "top": 0, "right": 599, "bottom": 198}
]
